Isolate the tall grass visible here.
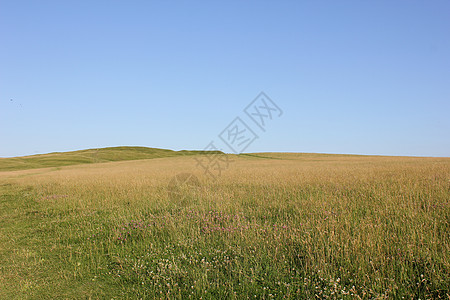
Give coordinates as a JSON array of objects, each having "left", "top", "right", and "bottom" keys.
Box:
[{"left": 0, "top": 153, "right": 449, "bottom": 298}]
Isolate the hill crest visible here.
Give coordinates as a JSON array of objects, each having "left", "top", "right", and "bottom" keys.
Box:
[{"left": 0, "top": 146, "right": 223, "bottom": 171}]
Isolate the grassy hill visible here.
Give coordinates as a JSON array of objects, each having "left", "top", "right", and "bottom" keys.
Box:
[
  {"left": 1, "top": 146, "right": 439, "bottom": 172},
  {"left": 0, "top": 149, "right": 449, "bottom": 298},
  {"left": 0, "top": 146, "right": 223, "bottom": 171}
]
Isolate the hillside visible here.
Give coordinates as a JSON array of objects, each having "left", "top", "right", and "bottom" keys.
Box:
[
  {"left": 0, "top": 150, "right": 448, "bottom": 298},
  {"left": 0, "top": 146, "right": 223, "bottom": 171}
]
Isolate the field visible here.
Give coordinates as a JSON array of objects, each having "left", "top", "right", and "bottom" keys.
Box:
[{"left": 0, "top": 148, "right": 449, "bottom": 299}]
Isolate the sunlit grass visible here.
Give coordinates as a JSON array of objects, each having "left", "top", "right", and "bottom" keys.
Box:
[{"left": 0, "top": 152, "right": 449, "bottom": 298}]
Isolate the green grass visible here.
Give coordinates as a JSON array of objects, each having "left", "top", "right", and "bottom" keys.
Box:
[
  {"left": 0, "top": 146, "right": 222, "bottom": 171},
  {"left": 0, "top": 149, "right": 449, "bottom": 299}
]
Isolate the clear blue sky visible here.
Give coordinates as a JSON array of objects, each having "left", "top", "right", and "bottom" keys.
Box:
[{"left": 1, "top": 1, "right": 449, "bottom": 157}]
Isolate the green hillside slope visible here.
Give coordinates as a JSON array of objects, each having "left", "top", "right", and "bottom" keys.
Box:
[{"left": 0, "top": 146, "right": 222, "bottom": 171}]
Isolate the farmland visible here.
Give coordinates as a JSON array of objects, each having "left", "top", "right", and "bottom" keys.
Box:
[{"left": 0, "top": 147, "right": 449, "bottom": 299}]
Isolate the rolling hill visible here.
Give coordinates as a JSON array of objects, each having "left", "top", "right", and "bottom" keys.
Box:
[{"left": 0, "top": 146, "right": 223, "bottom": 171}]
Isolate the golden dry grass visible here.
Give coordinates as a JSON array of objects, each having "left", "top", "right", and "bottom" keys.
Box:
[{"left": 0, "top": 153, "right": 449, "bottom": 298}]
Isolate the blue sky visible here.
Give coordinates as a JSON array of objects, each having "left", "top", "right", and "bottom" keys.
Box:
[{"left": 1, "top": 1, "right": 449, "bottom": 157}]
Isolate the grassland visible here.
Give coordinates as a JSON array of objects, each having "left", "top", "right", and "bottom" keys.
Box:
[
  {"left": 0, "top": 146, "right": 221, "bottom": 172},
  {"left": 0, "top": 148, "right": 449, "bottom": 299}
]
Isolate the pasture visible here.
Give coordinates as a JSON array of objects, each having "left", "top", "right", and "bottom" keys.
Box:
[{"left": 0, "top": 148, "right": 449, "bottom": 298}]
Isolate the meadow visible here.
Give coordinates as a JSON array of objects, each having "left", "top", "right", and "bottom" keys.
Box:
[{"left": 0, "top": 148, "right": 449, "bottom": 299}]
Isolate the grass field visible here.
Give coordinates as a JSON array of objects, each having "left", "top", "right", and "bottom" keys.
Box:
[
  {"left": 0, "top": 147, "right": 222, "bottom": 172},
  {"left": 0, "top": 147, "right": 449, "bottom": 299}
]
